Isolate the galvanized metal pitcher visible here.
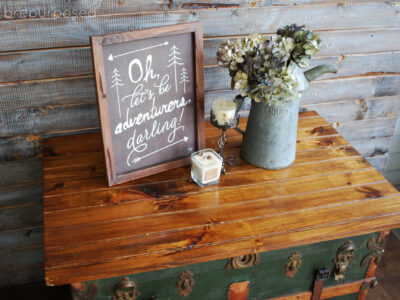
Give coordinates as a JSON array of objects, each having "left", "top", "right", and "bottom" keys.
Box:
[
  {"left": 241, "top": 97, "right": 300, "bottom": 169},
  {"left": 240, "top": 63, "right": 337, "bottom": 169}
]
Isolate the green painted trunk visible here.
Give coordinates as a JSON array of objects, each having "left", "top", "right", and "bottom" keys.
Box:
[
  {"left": 329, "top": 294, "right": 359, "bottom": 300},
  {"left": 81, "top": 232, "right": 378, "bottom": 299}
]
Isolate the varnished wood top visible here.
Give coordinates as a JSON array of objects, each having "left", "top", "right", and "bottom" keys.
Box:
[{"left": 43, "top": 111, "right": 400, "bottom": 286}]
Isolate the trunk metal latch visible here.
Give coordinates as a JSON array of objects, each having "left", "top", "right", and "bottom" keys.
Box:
[{"left": 333, "top": 240, "right": 355, "bottom": 281}]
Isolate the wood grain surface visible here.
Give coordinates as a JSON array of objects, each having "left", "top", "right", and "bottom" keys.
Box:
[
  {"left": 0, "top": 0, "right": 381, "bottom": 21},
  {"left": 266, "top": 278, "right": 376, "bottom": 300},
  {"left": 2, "top": 0, "right": 400, "bottom": 289},
  {"left": 1, "top": 3, "right": 399, "bottom": 51},
  {"left": 42, "top": 112, "right": 400, "bottom": 286},
  {"left": 2, "top": 31, "right": 400, "bottom": 83}
]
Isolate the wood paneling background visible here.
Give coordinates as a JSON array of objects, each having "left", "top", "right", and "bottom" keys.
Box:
[
  {"left": 0, "top": 0, "right": 399, "bottom": 287},
  {"left": 385, "top": 118, "right": 400, "bottom": 190}
]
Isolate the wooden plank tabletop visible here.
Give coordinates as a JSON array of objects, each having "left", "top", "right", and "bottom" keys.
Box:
[{"left": 43, "top": 111, "right": 400, "bottom": 286}]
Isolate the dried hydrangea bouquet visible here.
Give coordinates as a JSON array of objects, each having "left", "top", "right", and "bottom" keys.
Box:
[{"left": 217, "top": 24, "right": 337, "bottom": 169}]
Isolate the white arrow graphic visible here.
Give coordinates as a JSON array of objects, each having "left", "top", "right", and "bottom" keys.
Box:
[
  {"left": 108, "top": 41, "right": 169, "bottom": 61},
  {"left": 128, "top": 136, "right": 189, "bottom": 166}
]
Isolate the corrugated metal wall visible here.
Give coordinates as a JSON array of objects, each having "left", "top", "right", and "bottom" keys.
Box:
[{"left": 0, "top": 0, "right": 399, "bottom": 287}]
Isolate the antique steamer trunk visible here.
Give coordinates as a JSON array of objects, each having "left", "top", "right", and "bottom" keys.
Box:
[
  {"left": 43, "top": 112, "right": 400, "bottom": 300},
  {"left": 72, "top": 233, "right": 383, "bottom": 299}
]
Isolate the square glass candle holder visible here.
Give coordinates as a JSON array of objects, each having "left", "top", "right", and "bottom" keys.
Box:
[{"left": 191, "top": 149, "right": 223, "bottom": 187}]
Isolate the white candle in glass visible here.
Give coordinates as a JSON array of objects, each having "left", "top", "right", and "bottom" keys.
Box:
[
  {"left": 191, "top": 149, "right": 223, "bottom": 187},
  {"left": 212, "top": 100, "right": 236, "bottom": 126}
]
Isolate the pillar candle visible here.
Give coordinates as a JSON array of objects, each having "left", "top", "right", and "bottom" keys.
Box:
[
  {"left": 191, "top": 149, "right": 223, "bottom": 187},
  {"left": 212, "top": 100, "right": 236, "bottom": 126}
]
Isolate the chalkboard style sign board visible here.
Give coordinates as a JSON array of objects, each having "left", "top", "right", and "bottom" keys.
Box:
[{"left": 91, "top": 22, "right": 205, "bottom": 186}]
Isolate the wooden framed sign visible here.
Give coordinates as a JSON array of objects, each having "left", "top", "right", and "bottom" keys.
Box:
[{"left": 91, "top": 22, "right": 205, "bottom": 186}]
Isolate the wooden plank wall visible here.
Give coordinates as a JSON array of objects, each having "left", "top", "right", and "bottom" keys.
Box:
[
  {"left": 0, "top": 0, "right": 399, "bottom": 287},
  {"left": 385, "top": 118, "right": 400, "bottom": 190}
]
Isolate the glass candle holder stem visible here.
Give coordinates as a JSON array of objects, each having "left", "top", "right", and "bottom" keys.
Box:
[
  {"left": 217, "top": 128, "right": 228, "bottom": 174},
  {"left": 216, "top": 128, "right": 237, "bottom": 175}
]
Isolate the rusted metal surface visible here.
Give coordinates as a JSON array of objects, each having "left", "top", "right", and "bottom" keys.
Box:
[
  {"left": 176, "top": 270, "right": 195, "bottom": 297},
  {"left": 284, "top": 252, "right": 302, "bottom": 278},
  {"left": 112, "top": 277, "right": 138, "bottom": 300},
  {"left": 226, "top": 254, "right": 260, "bottom": 270},
  {"left": 333, "top": 240, "right": 355, "bottom": 281}
]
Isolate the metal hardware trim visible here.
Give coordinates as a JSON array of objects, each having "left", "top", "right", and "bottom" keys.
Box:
[
  {"left": 316, "top": 269, "right": 330, "bottom": 281},
  {"left": 176, "top": 270, "right": 195, "bottom": 297},
  {"left": 361, "top": 236, "right": 385, "bottom": 267},
  {"left": 112, "top": 277, "right": 139, "bottom": 300},
  {"left": 333, "top": 240, "right": 355, "bottom": 281},
  {"left": 284, "top": 252, "right": 302, "bottom": 278},
  {"left": 361, "top": 279, "right": 378, "bottom": 291},
  {"left": 226, "top": 253, "right": 260, "bottom": 270}
]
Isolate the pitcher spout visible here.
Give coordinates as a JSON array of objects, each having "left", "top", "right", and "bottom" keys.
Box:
[{"left": 304, "top": 64, "right": 338, "bottom": 82}]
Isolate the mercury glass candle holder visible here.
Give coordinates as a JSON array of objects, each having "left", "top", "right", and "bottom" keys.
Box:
[
  {"left": 210, "top": 110, "right": 243, "bottom": 174},
  {"left": 210, "top": 110, "right": 239, "bottom": 129},
  {"left": 209, "top": 97, "right": 245, "bottom": 174}
]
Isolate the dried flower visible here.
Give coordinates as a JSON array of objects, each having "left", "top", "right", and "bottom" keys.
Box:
[
  {"left": 277, "top": 24, "right": 322, "bottom": 67},
  {"left": 216, "top": 24, "right": 322, "bottom": 105}
]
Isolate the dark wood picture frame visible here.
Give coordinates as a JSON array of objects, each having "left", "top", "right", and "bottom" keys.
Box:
[{"left": 91, "top": 22, "right": 205, "bottom": 186}]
